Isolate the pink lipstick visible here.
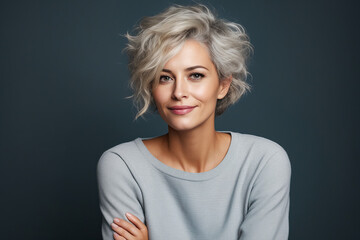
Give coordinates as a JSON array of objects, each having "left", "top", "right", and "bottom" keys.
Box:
[{"left": 168, "top": 105, "right": 196, "bottom": 115}]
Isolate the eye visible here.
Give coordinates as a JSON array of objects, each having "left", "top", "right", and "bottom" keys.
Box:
[
  {"left": 189, "top": 73, "right": 205, "bottom": 80},
  {"left": 159, "top": 75, "right": 173, "bottom": 83}
]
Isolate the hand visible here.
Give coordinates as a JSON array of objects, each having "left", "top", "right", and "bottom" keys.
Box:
[{"left": 111, "top": 213, "right": 148, "bottom": 240}]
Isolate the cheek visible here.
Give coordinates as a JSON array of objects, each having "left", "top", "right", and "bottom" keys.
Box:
[
  {"left": 152, "top": 86, "right": 170, "bottom": 107},
  {"left": 191, "top": 83, "right": 219, "bottom": 102}
]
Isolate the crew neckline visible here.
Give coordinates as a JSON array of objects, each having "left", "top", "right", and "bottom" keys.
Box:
[{"left": 134, "top": 131, "right": 238, "bottom": 181}]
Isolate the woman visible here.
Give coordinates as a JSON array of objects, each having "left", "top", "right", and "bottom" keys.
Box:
[{"left": 97, "top": 4, "right": 291, "bottom": 240}]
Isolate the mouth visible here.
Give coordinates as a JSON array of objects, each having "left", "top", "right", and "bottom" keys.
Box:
[{"left": 168, "top": 105, "right": 196, "bottom": 115}]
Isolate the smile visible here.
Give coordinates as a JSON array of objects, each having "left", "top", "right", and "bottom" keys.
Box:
[{"left": 168, "top": 106, "right": 196, "bottom": 115}]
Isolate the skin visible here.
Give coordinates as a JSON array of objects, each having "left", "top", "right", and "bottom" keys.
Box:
[
  {"left": 111, "top": 213, "right": 148, "bottom": 240},
  {"left": 111, "top": 39, "right": 232, "bottom": 239}
]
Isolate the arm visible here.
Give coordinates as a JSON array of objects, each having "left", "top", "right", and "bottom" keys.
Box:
[
  {"left": 97, "top": 151, "right": 145, "bottom": 240},
  {"left": 239, "top": 149, "right": 291, "bottom": 240}
]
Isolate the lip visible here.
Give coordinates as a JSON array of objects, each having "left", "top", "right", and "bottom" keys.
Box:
[{"left": 168, "top": 105, "right": 196, "bottom": 115}]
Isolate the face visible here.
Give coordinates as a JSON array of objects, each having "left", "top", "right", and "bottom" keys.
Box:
[{"left": 151, "top": 40, "right": 231, "bottom": 131}]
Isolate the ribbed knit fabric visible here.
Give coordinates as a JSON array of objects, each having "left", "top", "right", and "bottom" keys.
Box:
[{"left": 97, "top": 132, "right": 291, "bottom": 240}]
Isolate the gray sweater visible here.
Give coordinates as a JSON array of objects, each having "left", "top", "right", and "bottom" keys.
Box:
[{"left": 97, "top": 132, "right": 291, "bottom": 240}]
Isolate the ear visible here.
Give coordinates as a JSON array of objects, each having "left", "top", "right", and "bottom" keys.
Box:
[{"left": 217, "top": 76, "right": 232, "bottom": 99}]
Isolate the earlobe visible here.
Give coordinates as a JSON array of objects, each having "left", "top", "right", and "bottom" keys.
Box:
[{"left": 217, "top": 76, "right": 232, "bottom": 99}]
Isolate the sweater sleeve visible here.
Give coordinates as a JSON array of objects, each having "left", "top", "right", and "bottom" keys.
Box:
[
  {"left": 239, "top": 148, "right": 291, "bottom": 240},
  {"left": 97, "top": 150, "right": 145, "bottom": 240}
]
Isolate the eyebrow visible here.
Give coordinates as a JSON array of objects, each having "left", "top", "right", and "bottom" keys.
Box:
[{"left": 162, "top": 65, "right": 209, "bottom": 74}]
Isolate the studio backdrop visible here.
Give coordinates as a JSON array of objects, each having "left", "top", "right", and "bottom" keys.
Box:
[{"left": 0, "top": 0, "right": 359, "bottom": 239}]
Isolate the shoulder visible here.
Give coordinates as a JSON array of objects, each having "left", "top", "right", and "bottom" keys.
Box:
[
  {"left": 232, "top": 132, "right": 289, "bottom": 160},
  {"left": 232, "top": 132, "right": 285, "bottom": 154},
  {"left": 230, "top": 133, "right": 291, "bottom": 196},
  {"left": 231, "top": 132, "right": 291, "bottom": 175},
  {"left": 96, "top": 140, "right": 145, "bottom": 218},
  {"left": 97, "top": 139, "right": 140, "bottom": 175},
  {"left": 97, "top": 137, "right": 155, "bottom": 180}
]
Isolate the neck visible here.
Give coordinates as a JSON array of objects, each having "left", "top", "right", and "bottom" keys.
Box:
[{"left": 164, "top": 118, "right": 225, "bottom": 173}]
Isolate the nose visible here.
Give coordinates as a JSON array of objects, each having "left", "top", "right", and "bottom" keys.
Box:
[{"left": 172, "top": 77, "right": 189, "bottom": 100}]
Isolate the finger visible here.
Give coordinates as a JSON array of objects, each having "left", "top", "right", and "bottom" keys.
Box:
[
  {"left": 111, "top": 222, "right": 134, "bottom": 240},
  {"left": 114, "top": 218, "right": 139, "bottom": 236},
  {"left": 125, "top": 213, "right": 146, "bottom": 231},
  {"left": 113, "top": 232, "right": 126, "bottom": 240}
]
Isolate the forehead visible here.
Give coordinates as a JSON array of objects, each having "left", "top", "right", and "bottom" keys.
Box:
[{"left": 163, "top": 40, "right": 215, "bottom": 71}]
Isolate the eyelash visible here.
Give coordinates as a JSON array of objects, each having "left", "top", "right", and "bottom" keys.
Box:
[
  {"left": 159, "top": 73, "right": 205, "bottom": 83},
  {"left": 159, "top": 75, "right": 173, "bottom": 83},
  {"left": 189, "top": 73, "right": 205, "bottom": 80}
]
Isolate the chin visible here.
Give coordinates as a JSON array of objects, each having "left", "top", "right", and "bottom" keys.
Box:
[{"left": 166, "top": 119, "right": 199, "bottom": 132}]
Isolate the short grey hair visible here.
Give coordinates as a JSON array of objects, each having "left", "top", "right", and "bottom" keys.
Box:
[{"left": 125, "top": 4, "right": 252, "bottom": 119}]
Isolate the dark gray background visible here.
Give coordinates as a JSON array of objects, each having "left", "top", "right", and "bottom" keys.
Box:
[{"left": 1, "top": 0, "right": 359, "bottom": 239}]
